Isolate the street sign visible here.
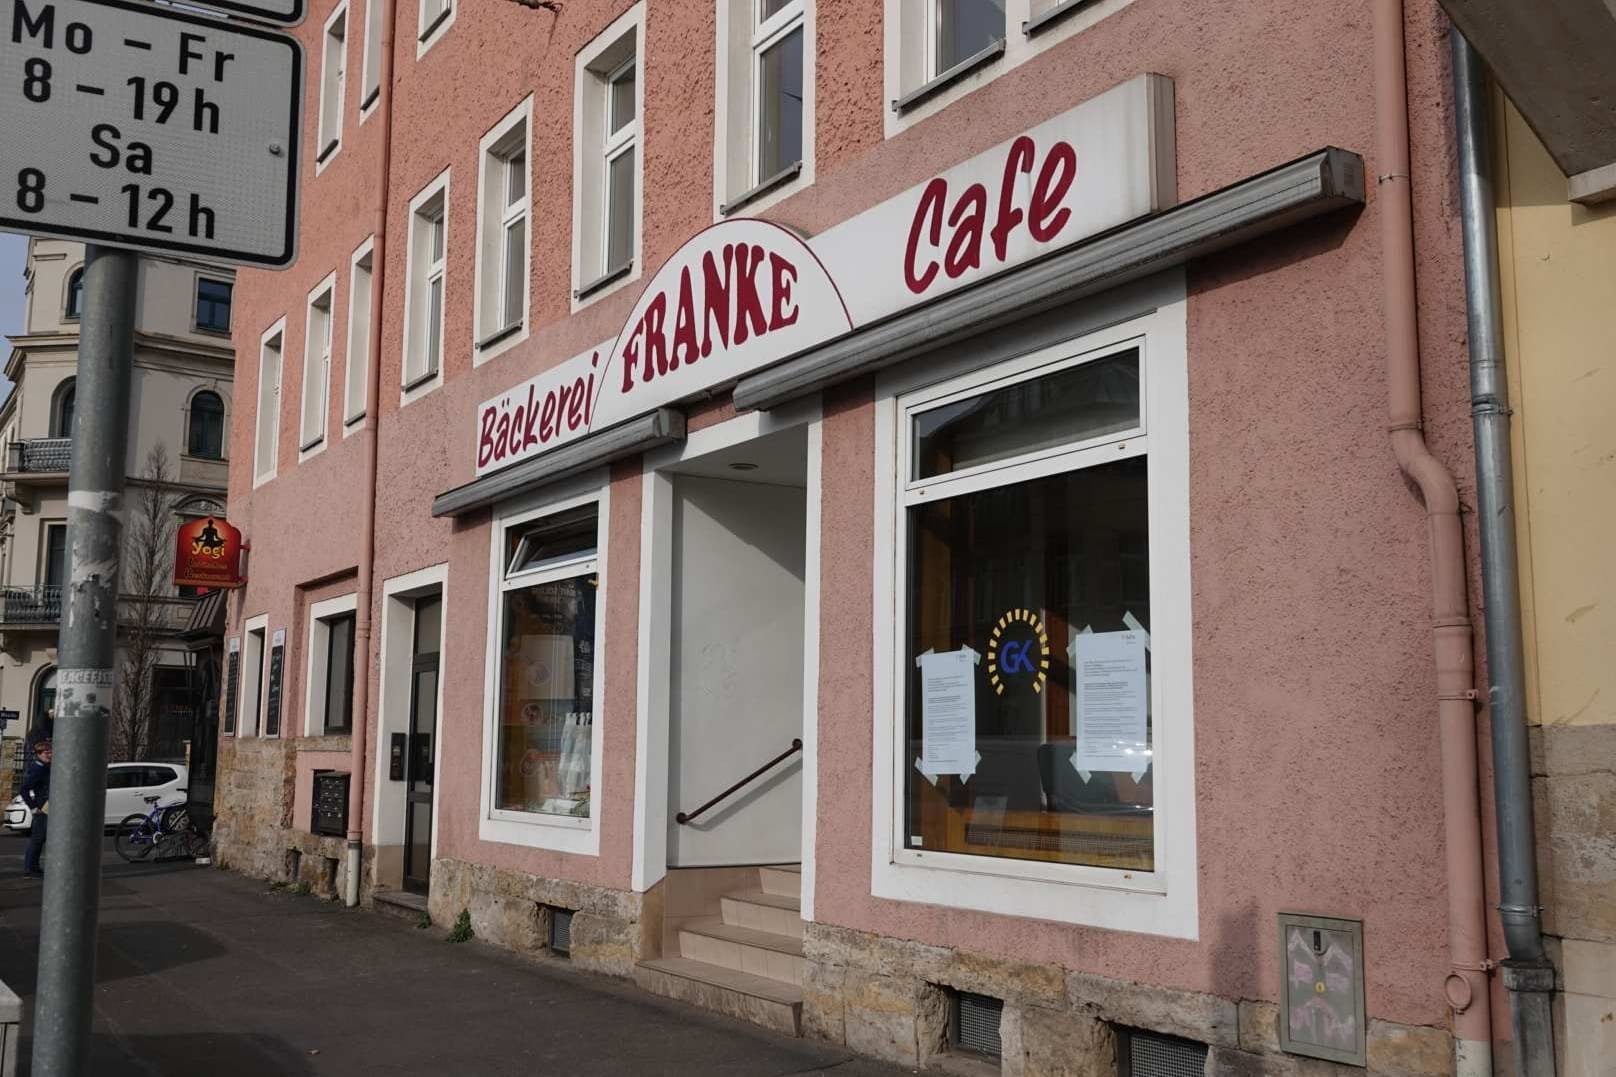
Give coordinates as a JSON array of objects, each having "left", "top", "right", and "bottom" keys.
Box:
[
  {"left": 169, "top": 0, "right": 305, "bottom": 28},
  {"left": 0, "top": 708, "right": 18, "bottom": 729},
  {"left": 0, "top": 0, "right": 302, "bottom": 267}
]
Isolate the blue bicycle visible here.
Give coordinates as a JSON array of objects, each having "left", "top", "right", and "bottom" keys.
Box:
[{"left": 114, "top": 794, "right": 205, "bottom": 862}]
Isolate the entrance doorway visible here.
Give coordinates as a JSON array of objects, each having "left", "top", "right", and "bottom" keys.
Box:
[{"left": 404, "top": 595, "right": 441, "bottom": 893}]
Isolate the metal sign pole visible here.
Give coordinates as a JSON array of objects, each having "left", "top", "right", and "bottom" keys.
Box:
[{"left": 31, "top": 244, "right": 138, "bottom": 1077}]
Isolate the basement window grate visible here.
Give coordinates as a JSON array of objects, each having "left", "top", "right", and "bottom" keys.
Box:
[
  {"left": 952, "top": 990, "right": 1004, "bottom": 1059},
  {"left": 548, "top": 907, "right": 574, "bottom": 955},
  {"left": 1119, "top": 1028, "right": 1208, "bottom": 1077}
]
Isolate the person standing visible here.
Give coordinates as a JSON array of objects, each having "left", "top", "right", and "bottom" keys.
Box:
[{"left": 21, "top": 738, "right": 51, "bottom": 878}]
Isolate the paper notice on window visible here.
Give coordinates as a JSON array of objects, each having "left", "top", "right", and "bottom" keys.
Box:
[
  {"left": 1073, "top": 630, "right": 1149, "bottom": 775},
  {"left": 917, "top": 647, "right": 978, "bottom": 778}
]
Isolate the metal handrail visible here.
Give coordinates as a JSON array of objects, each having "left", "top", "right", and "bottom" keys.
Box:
[{"left": 675, "top": 738, "right": 802, "bottom": 825}]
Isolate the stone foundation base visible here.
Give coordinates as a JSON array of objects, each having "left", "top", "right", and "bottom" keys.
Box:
[
  {"left": 426, "top": 858, "right": 655, "bottom": 979},
  {"left": 802, "top": 924, "right": 1454, "bottom": 1077}
]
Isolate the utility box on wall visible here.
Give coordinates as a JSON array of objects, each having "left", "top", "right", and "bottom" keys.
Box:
[
  {"left": 1277, "top": 913, "right": 1366, "bottom": 1067},
  {"left": 311, "top": 771, "right": 350, "bottom": 838}
]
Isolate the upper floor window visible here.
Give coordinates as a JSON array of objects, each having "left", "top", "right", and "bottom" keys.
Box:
[
  {"left": 475, "top": 98, "right": 531, "bottom": 361},
  {"left": 196, "top": 278, "right": 233, "bottom": 333},
  {"left": 417, "top": 0, "right": 454, "bottom": 56},
  {"left": 716, "top": 0, "right": 813, "bottom": 216},
  {"left": 931, "top": 0, "right": 1004, "bottom": 75},
  {"left": 359, "top": 0, "right": 383, "bottom": 114},
  {"left": 345, "top": 237, "right": 375, "bottom": 426},
  {"left": 188, "top": 390, "right": 225, "bottom": 459},
  {"left": 403, "top": 170, "right": 450, "bottom": 396},
  {"left": 64, "top": 268, "right": 83, "bottom": 320},
  {"left": 255, "top": 320, "right": 285, "bottom": 485},
  {"left": 317, "top": 4, "right": 348, "bottom": 170},
  {"left": 51, "top": 379, "right": 75, "bottom": 438},
  {"left": 573, "top": 6, "right": 642, "bottom": 305},
  {"left": 301, "top": 275, "right": 336, "bottom": 453}
]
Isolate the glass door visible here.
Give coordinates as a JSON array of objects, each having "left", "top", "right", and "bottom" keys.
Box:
[{"left": 403, "top": 596, "right": 441, "bottom": 893}]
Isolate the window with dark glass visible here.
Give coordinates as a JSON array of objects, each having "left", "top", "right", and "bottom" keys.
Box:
[
  {"left": 494, "top": 504, "right": 598, "bottom": 819},
  {"left": 44, "top": 524, "right": 67, "bottom": 589},
  {"left": 64, "top": 268, "right": 84, "bottom": 319},
  {"left": 323, "top": 612, "right": 355, "bottom": 734},
  {"left": 901, "top": 347, "right": 1153, "bottom": 872},
  {"left": 935, "top": 0, "right": 1004, "bottom": 73},
  {"left": 196, "top": 279, "right": 233, "bottom": 332},
  {"left": 51, "top": 379, "right": 75, "bottom": 437},
  {"left": 188, "top": 390, "right": 225, "bottom": 459}
]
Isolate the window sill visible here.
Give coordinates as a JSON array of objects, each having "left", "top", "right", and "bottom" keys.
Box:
[
  {"left": 343, "top": 412, "right": 367, "bottom": 429},
  {"left": 720, "top": 161, "right": 803, "bottom": 217},
  {"left": 418, "top": 6, "right": 451, "bottom": 44},
  {"left": 359, "top": 86, "right": 381, "bottom": 113},
  {"left": 193, "top": 325, "right": 232, "bottom": 337},
  {"left": 574, "top": 260, "right": 633, "bottom": 302},
  {"left": 299, "top": 435, "right": 325, "bottom": 453},
  {"left": 316, "top": 138, "right": 340, "bottom": 165},
  {"left": 401, "top": 367, "right": 440, "bottom": 394},
  {"left": 179, "top": 452, "right": 226, "bottom": 464},
  {"left": 1022, "top": 0, "right": 1096, "bottom": 37},
  {"left": 475, "top": 321, "right": 523, "bottom": 352},
  {"left": 891, "top": 39, "right": 1006, "bottom": 114}
]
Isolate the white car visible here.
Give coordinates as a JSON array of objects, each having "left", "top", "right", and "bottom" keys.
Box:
[{"left": 5, "top": 762, "right": 188, "bottom": 833}]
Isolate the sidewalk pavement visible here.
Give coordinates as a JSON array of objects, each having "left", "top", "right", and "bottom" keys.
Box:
[{"left": 0, "top": 835, "right": 913, "bottom": 1076}]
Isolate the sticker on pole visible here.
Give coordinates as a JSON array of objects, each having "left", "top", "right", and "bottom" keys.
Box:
[
  {"left": 0, "top": 0, "right": 303, "bottom": 268},
  {"left": 56, "top": 668, "right": 115, "bottom": 720}
]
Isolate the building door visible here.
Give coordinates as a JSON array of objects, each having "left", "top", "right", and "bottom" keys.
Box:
[{"left": 403, "top": 596, "right": 441, "bottom": 893}]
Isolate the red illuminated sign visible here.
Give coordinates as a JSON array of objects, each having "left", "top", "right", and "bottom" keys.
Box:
[{"left": 173, "top": 516, "right": 246, "bottom": 590}]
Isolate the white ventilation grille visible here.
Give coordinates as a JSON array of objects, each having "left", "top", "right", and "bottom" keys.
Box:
[
  {"left": 1120, "top": 1029, "right": 1208, "bottom": 1077},
  {"left": 954, "top": 991, "right": 1003, "bottom": 1058},
  {"left": 549, "top": 907, "right": 573, "bottom": 955}
]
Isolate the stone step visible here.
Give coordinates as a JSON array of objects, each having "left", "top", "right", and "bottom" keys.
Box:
[
  {"left": 636, "top": 957, "right": 802, "bottom": 1037},
  {"left": 720, "top": 889, "right": 802, "bottom": 939},
  {"left": 371, "top": 888, "right": 429, "bottom": 924},
  {"left": 758, "top": 864, "right": 802, "bottom": 899},
  {"left": 678, "top": 917, "right": 805, "bottom": 985}
]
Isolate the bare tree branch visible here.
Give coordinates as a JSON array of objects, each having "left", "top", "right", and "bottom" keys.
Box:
[{"left": 112, "top": 444, "right": 178, "bottom": 762}]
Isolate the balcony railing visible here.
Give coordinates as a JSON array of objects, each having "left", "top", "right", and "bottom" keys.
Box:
[
  {"left": 0, "top": 585, "right": 62, "bottom": 625},
  {"left": 5, "top": 437, "right": 73, "bottom": 474}
]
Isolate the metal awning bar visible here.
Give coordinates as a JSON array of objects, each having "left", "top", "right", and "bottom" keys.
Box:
[
  {"left": 732, "top": 147, "right": 1365, "bottom": 414},
  {"left": 431, "top": 408, "right": 686, "bottom": 518}
]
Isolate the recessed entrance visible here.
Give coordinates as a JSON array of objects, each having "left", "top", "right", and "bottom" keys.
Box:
[{"left": 403, "top": 595, "right": 441, "bottom": 893}]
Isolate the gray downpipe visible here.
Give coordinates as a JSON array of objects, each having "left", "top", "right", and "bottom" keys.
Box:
[{"left": 1450, "top": 29, "right": 1557, "bottom": 1077}]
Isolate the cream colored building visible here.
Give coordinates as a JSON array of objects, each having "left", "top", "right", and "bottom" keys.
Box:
[{"left": 0, "top": 237, "right": 235, "bottom": 771}]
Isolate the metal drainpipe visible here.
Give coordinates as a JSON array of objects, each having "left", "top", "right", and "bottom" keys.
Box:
[
  {"left": 1450, "top": 29, "right": 1558, "bottom": 1077},
  {"left": 1371, "top": 3, "right": 1494, "bottom": 1074},
  {"left": 345, "top": 0, "right": 399, "bottom": 909}
]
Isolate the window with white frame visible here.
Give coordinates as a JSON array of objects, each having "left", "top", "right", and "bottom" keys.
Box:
[
  {"left": 239, "top": 618, "right": 268, "bottom": 737},
  {"left": 301, "top": 276, "right": 335, "bottom": 452},
  {"left": 254, "top": 321, "right": 284, "bottom": 484},
  {"left": 317, "top": 5, "right": 347, "bottom": 167},
  {"left": 403, "top": 171, "right": 449, "bottom": 393},
  {"left": 359, "top": 0, "right": 383, "bottom": 113},
  {"left": 345, "top": 238, "right": 374, "bottom": 425},
  {"left": 875, "top": 283, "right": 1194, "bottom": 934},
  {"left": 572, "top": 7, "right": 641, "bottom": 301},
  {"left": 475, "top": 99, "right": 531, "bottom": 356},
  {"left": 417, "top": 0, "right": 454, "bottom": 55},
  {"left": 716, "top": 0, "right": 812, "bottom": 214},
  {"left": 305, "top": 595, "right": 358, "bottom": 736},
  {"left": 490, "top": 501, "right": 602, "bottom": 821}
]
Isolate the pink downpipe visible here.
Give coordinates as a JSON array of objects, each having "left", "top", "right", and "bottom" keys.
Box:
[
  {"left": 344, "top": 0, "right": 398, "bottom": 907},
  {"left": 1372, "top": 1, "right": 1493, "bottom": 1071}
]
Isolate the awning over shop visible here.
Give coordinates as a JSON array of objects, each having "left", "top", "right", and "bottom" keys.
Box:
[{"left": 431, "top": 408, "right": 686, "bottom": 519}]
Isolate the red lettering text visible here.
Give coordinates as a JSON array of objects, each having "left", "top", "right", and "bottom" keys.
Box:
[{"left": 768, "top": 253, "right": 798, "bottom": 331}]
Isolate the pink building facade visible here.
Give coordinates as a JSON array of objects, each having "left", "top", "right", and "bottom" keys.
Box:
[{"left": 217, "top": 1, "right": 1508, "bottom": 1073}]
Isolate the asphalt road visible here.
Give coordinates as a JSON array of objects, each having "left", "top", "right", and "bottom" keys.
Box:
[{"left": 0, "top": 834, "right": 911, "bottom": 1076}]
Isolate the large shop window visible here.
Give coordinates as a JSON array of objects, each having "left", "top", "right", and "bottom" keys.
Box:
[
  {"left": 903, "top": 347, "right": 1152, "bottom": 871},
  {"left": 492, "top": 502, "right": 600, "bottom": 823}
]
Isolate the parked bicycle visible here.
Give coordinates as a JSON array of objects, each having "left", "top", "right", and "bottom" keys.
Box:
[{"left": 114, "top": 793, "right": 207, "bottom": 863}]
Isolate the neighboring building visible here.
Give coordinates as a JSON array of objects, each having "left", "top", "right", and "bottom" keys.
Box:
[
  {"left": 214, "top": 1, "right": 1604, "bottom": 1075},
  {"left": 0, "top": 238, "right": 235, "bottom": 805}
]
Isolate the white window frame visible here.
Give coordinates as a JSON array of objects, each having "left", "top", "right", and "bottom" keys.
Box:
[
  {"left": 253, "top": 317, "right": 286, "bottom": 488},
  {"left": 714, "top": 0, "right": 816, "bottom": 218},
  {"left": 359, "top": 0, "right": 383, "bottom": 121},
  {"left": 473, "top": 96, "right": 532, "bottom": 365},
  {"left": 570, "top": 3, "right": 644, "bottom": 310},
  {"left": 300, "top": 271, "right": 337, "bottom": 459},
  {"left": 883, "top": 0, "right": 1136, "bottom": 139},
  {"left": 316, "top": 3, "right": 348, "bottom": 174},
  {"left": 304, "top": 592, "right": 359, "bottom": 737},
  {"left": 238, "top": 613, "right": 270, "bottom": 738},
  {"left": 344, "top": 236, "right": 375, "bottom": 433},
  {"left": 401, "top": 168, "right": 450, "bottom": 406},
  {"left": 370, "top": 563, "right": 449, "bottom": 860},
  {"left": 416, "top": 0, "right": 454, "bottom": 59},
  {"left": 479, "top": 472, "right": 609, "bottom": 855},
  {"left": 869, "top": 271, "right": 1196, "bottom": 937}
]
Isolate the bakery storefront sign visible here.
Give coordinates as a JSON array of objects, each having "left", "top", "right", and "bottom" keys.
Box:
[{"left": 475, "top": 74, "right": 1174, "bottom": 477}]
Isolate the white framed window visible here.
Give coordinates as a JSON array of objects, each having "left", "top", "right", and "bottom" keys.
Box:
[
  {"left": 253, "top": 318, "right": 285, "bottom": 487},
  {"left": 715, "top": 0, "right": 815, "bottom": 217},
  {"left": 883, "top": 0, "right": 1135, "bottom": 138},
  {"left": 300, "top": 272, "right": 337, "bottom": 457},
  {"left": 344, "top": 236, "right": 375, "bottom": 431},
  {"left": 359, "top": 0, "right": 383, "bottom": 119},
  {"left": 571, "top": 4, "right": 643, "bottom": 308},
  {"left": 316, "top": 3, "right": 348, "bottom": 172},
  {"left": 417, "top": 0, "right": 454, "bottom": 58},
  {"left": 474, "top": 96, "right": 532, "bottom": 364},
  {"left": 402, "top": 168, "right": 449, "bottom": 402},
  {"left": 238, "top": 614, "right": 270, "bottom": 738},
  {"left": 870, "top": 273, "right": 1196, "bottom": 936},
  {"left": 304, "top": 593, "right": 359, "bottom": 736},
  {"left": 480, "top": 475, "right": 609, "bottom": 855}
]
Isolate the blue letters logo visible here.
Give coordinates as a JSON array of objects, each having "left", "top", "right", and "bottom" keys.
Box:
[{"left": 986, "top": 608, "right": 1050, "bottom": 696}]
